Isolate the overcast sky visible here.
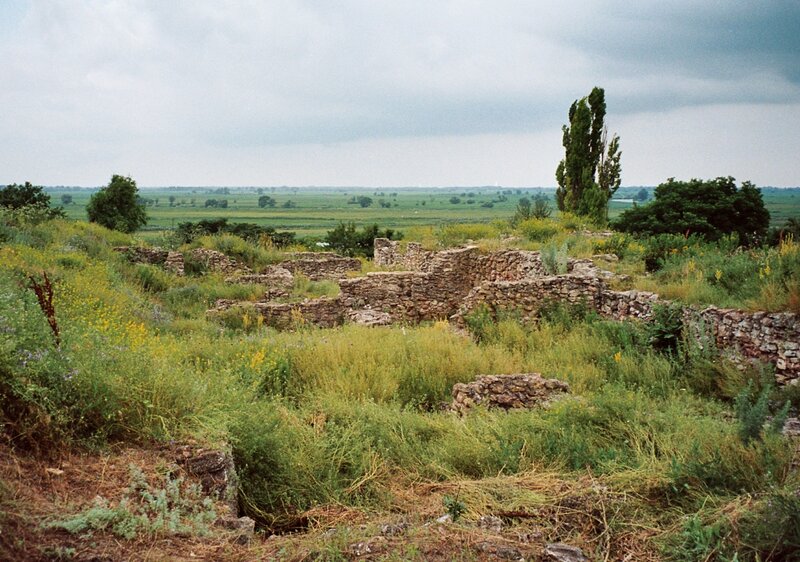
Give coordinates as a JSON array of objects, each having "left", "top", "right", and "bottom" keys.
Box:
[{"left": 1, "top": 1, "right": 799, "bottom": 187}]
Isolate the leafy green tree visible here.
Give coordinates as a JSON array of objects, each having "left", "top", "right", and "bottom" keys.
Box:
[
  {"left": 512, "top": 194, "right": 553, "bottom": 226},
  {"left": 555, "top": 87, "right": 621, "bottom": 223},
  {"left": 258, "top": 195, "right": 276, "bottom": 208},
  {"left": 1, "top": 182, "right": 51, "bottom": 209},
  {"left": 612, "top": 177, "right": 770, "bottom": 245},
  {"left": 86, "top": 175, "right": 147, "bottom": 233},
  {"left": 511, "top": 197, "right": 531, "bottom": 226},
  {"left": 60, "top": 194, "right": 73, "bottom": 205},
  {"left": 531, "top": 194, "right": 552, "bottom": 219},
  {"left": 0, "top": 182, "right": 65, "bottom": 218},
  {"left": 635, "top": 188, "right": 649, "bottom": 202}
]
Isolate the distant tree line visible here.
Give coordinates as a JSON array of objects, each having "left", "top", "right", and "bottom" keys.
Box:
[{"left": 174, "top": 218, "right": 296, "bottom": 247}]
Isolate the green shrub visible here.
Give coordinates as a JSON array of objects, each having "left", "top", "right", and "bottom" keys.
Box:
[
  {"left": 646, "top": 302, "right": 684, "bottom": 354},
  {"left": 517, "top": 218, "right": 559, "bottom": 242},
  {"left": 132, "top": 264, "right": 172, "bottom": 293},
  {"left": 463, "top": 303, "right": 494, "bottom": 343},
  {"left": 435, "top": 223, "right": 498, "bottom": 247},
  {"left": 613, "top": 176, "right": 770, "bottom": 246},
  {"left": 541, "top": 241, "right": 568, "bottom": 274},
  {"left": 593, "top": 232, "right": 633, "bottom": 259},
  {"left": 642, "top": 233, "right": 697, "bottom": 272},
  {"left": 443, "top": 494, "right": 466, "bottom": 522},
  {"left": 46, "top": 464, "right": 216, "bottom": 539},
  {"left": 326, "top": 222, "right": 402, "bottom": 257},
  {"left": 734, "top": 381, "right": 789, "bottom": 444}
]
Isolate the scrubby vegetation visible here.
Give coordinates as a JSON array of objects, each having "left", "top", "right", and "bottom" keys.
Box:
[{"left": 1, "top": 201, "right": 798, "bottom": 560}]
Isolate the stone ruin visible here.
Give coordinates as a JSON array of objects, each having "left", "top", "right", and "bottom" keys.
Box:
[
  {"left": 451, "top": 373, "right": 570, "bottom": 413},
  {"left": 211, "top": 238, "right": 800, "bottom": 385},
  {"left": 115, "top": 246, "right": 362, "bottom": 288},
  {"left": 113, "top": 246, "right": 185, "bottom": 276},
  {"left": 188, "top": 248, "right": 252, "bottom": 275},
  {"left": 280, "top": 252, "right": 362, "bottom": 280},
  {"left": 116, "top": 240, "right": 799, "bottom": 385}
]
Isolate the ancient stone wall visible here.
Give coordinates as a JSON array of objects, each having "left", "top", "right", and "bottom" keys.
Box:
[
  {"left": 373, "top": 239, "right": 435, "bottom": 271},
  {"left": 455, "top": 274, "right": 607, "bottom": 322},
  {"left": 451, "top": 373, "right": 570, "bottom": 413},
  {"left": 114, "top": 246, "right": 185, "bottom": 276},
  {"left": 205, "top": 239, "right": 800, "bottom": 384},
  {"left": 339, "top": 246, "right": 484, "bottom": 322},
  {"left": 453, "top": 276, "right": 800, "bottom": 383},
  {"left": 279, "top": 254, "right": 361, "bottom": 280},
  {"left": 189, "top": 248, "right": 251, "bottom": 275},
  {"left": 250, "top": 297, "right": 346, "bottom": 330},
  {"left": 699, "top": 307, "right": 800, "bottom": 384}
]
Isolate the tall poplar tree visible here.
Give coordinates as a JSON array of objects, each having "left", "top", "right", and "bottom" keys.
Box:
[{"left": 555, "top": 87, "right": 621, "bottom": 224}]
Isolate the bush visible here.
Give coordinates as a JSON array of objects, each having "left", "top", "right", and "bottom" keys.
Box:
[
  {"left": 647, "top": 302, "right": 684, "bottom": 354},
  {"left": 642, "top": 233, "right": 698, "bottom": 272},
  {"left": 613, "top": 176, "right": 770, "bottom": 246},
  {"left": 593, "top": 232, "right": 633, "bottom": 259},
  {"left": 174, "top": 218, "right": 296, "bottom": 247},
  {"left": 325, "top": 222, "right": 402, "bottom": 257},
  {"left": 517, "top": 218, "right": 559, "bottom": 242},
  {"left": 86, "top": 175, "right": 148, "bottom": 233},
  {"left": 734, "top": 380, "right": 789, "bottom": 444},
  {"left": 541, "top": 242, "right": 568, "bottom": 274},
  {"left": 132, "top": 264, "right": 172, "bottom": 293},
  {"left": 436, "top": 223, "right": 498, "bottom": 247},
  {"left": 46, "top": 464, "right": 216, "bottom": 539}
]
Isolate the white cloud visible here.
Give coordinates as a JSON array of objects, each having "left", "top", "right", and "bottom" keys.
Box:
[{"left": 0, "top": 0, "right": 798, "bottom": 185}]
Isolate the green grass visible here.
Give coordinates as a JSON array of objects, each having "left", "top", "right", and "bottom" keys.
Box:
[
  {"left": 2, "top": 211, "right": 798, "bottom": 559},
  {"left": 48, "top": 186, "right": 800, "bottom": 239}
]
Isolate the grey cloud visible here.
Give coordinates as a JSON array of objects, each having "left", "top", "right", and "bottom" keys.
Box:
[{"left": 1, "top": 0, "right": 798, "bottom": 185}]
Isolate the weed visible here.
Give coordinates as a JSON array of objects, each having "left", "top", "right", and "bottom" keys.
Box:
[
  {"left": 45, "top": 464, "right": 216, "bottom": 539},
  {"left": 541, "top": 241, "right": 569, "bottom": 274},
  {"left": 734, "top": 381, "right": 790, "bottom": 444},
  {"left": 442, "top": 493, "right": 466, "bottom": 522},
  {"left": 647, "top": 302, "right": 684, "bottom": 354},
  {"left": 517, "top": 218, "right": 559, "bottom": 242}
]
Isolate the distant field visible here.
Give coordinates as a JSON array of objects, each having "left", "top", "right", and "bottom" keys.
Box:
[{"left": 47, "top": 185, "right": 800, "bottom": 237}]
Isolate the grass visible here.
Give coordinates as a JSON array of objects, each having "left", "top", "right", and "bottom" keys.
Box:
[
  {"left": 48, "top": 186, "right": 800, "bottom": 239},
  {"left": 1, "top": 208, "right": 798, "bottom": 559}
]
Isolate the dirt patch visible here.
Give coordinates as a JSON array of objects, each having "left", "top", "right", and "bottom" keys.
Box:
[{"left": 0, "top": 444, "right": 250, "bottom": 561}]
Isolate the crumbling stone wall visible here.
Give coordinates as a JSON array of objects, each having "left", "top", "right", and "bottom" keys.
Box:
[
  {"left": 114, "top": 246, "right": 185, "bottom": 276},
  {"left": 228, "top": 265, "right": 295, "bottom": 298},
  {"left": 373, "top": 239, "right": 435, "bottom": 271},
  {"left": 455, "top": 274, "right": 607, "bottom": 322},
  {"left": 251, "top": 297, "right": 346, "bottom": 329},
  {"left": 189, "top": 248, "right": 251, "bottom": 275},
  {"left": 454, "top": 276, "right": 800, "bottom": 383},
  {"left": 700, "top": 307, "right": 800, "bottom": 384},
  {"left": 339, "top": 246, "right": 485, "bottom": 322},
  {"left": 451, "top": 373, "right": 570, "bottom": 413},
  {"left": 207, "top": 239, "right": 800, "bottom": 384},
  {"left": 279, "top": 253, "right": 362, "bottom": 280}
]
